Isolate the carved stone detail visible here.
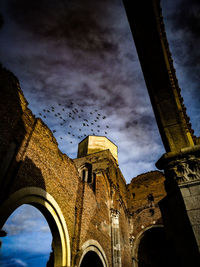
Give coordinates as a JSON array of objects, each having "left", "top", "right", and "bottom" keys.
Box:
[
  {"left": 129, "top": 234, "right": 135, "bottom": 247},
  {"left": 110, "top": 208, "right": 120, "bottom": 218},
  {"left": 166, "top": 155, "right": 200, "bottom": 185}
]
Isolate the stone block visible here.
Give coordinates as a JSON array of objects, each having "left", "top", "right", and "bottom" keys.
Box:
[
  {"left": 189, "top": 184, "right": 200, "bottom": 196},
  {"left": 183, "top": 195, "right": 200, "bottom": 210},
  {"left": 180, "top": 186, "right": 191, "bottom": 197},
  {"left": 187, "top": 209, "right": 200, "bottom": 225}
]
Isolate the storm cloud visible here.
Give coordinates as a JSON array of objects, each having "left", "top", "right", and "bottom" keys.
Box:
[{"left": 0, "top": 0, "right": 199, "bottom": 181}]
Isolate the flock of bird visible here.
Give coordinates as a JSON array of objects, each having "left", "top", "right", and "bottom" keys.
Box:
[{"left": 38, "top": 101, "right": 110, "bottom": 144}]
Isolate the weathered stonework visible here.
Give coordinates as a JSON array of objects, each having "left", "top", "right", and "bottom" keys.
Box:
[
  {"left": 163, "top": 155, "right": 200, "bottom": 185},
  {"left": 0, "top": 65, "right": 169, "bottom": 266},
  {"left": 1, "top": 0, "right": 200, "bottom": 265}
]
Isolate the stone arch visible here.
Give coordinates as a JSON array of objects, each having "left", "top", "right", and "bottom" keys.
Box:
[
  {"left": 78, "top": 163, "right": 93, "bottom": 183},
  {"left": 0, "top": 187, "right": 71, "bottom": 267},
  {"left": 132, "top": 225, "right": 180, "bottom": 267},
  {"left": 132, "top": 224, "right": 163, "bottom": 267},
  {"left": 78, "top": 240, "right": 108, "bottom": 267}
]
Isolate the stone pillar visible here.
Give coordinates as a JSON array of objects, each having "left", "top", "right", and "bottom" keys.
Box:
[
  {"left": 110, "top": 208, "right": 121, "bottom": 267},
  {"left": 157, "top": 147, "right": 200, "bottom": 267}
]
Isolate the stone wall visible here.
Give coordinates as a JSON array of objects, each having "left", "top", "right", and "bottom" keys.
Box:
[{"left": 0, "top": 65, "right": 168, "bottom": 266}]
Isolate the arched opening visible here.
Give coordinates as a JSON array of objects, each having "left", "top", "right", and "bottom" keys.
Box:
[
  {"left": 80, "top": 251, "right": 104, "bottom": 267},
  {"left": 0, "top": 204, "right": 52, "bottom": 266},
  {"left": 137, "top": 226, "right": 180, "bottom": 267},
  {"left": 0, "top": 187, "right": 71, "bottom": 267},
  {"left": 78, "top": 240, "right": 108, "bottom": 267}
]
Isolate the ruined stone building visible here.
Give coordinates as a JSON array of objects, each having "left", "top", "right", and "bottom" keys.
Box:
[{"left": 0, "top": 0, "right": 200, "bottom": 267}]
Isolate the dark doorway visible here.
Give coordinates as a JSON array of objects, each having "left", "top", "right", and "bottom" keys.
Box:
[
  {"left": 80, "top": 251, "right": 104, "bottom": 267},
  {"left": 137, "top": 227, "right": 180, "bottom": 267}
]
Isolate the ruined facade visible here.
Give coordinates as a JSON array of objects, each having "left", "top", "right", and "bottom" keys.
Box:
[
  {"left": 0, "top": 0, "right": 200, "bottom": 266},
  {"left": 0, "top": 66, "right": 168, "bottom": 266}
]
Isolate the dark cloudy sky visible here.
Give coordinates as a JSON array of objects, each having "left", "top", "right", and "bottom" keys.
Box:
[
  {"left": 0, "top": 0, "right": 199, "bottom": 266},
  {"left": 0, "top": 0, "right": 199, "bottom": 183}
]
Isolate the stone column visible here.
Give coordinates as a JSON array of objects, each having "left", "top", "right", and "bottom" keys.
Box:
[
  {"left": 110, "top": 208, "right": 121, "bottom": 267},
  {"left": 157, "top": 147, "right": 200, "bottom": 267}
]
